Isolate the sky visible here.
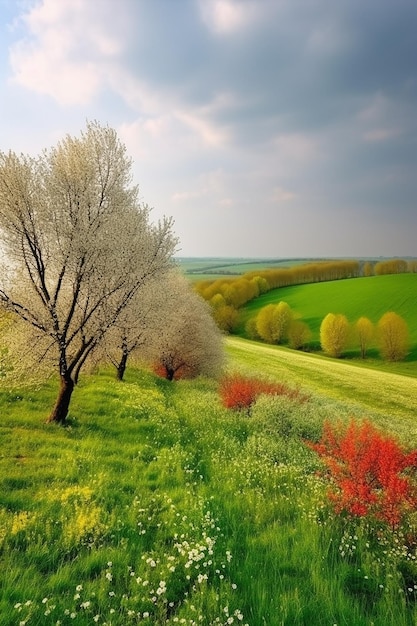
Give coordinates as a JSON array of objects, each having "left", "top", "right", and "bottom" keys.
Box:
[{"left": 0, "top": 0, "right": 416, "bottom": 259}]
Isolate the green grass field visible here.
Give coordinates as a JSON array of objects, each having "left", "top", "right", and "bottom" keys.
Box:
[
  {"left": 2, "top": 338, "right": 417, "bottom": 625},
  {"left": 176, "top": 257, "right": 313, "bottom": 281},
  {"left": 238, "top": 274, "right": 417, "bottom": 372}
]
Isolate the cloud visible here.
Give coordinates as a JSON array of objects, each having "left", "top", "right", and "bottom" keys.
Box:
[
  {"left": 9, "top": 0, "right": 128, "bottom": 105},
  {"left": 198, "top": 0, "right": 259, "bottom": 35},
  {"left": 175, "top": 109, "right": 230, "bottom": 147},
  {"left": 2, "top": 0, "right": 416, "bottom": 257}
]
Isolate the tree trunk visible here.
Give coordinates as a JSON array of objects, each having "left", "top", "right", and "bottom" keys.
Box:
[
  {"left": 116, "top": 351, "right": 128, "bottom": 381},
  {"left": 47, "top": 375, "right": 74, "bottom": 424},
  {"left": 166, "top": 366, "right": 175, "bottom": 381}
]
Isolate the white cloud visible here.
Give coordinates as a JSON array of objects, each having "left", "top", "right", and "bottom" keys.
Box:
[
  {"left": 10, "top": 43, "right": 100, "bottom": 105},
  {"left": 175, "top": 110, "right": 229, "bottom": 147},
  {"left": 9, "top": 0, "right": 127, "bottom": 105},
  {"left": 2, "top": 0, "right": 415, "bottom": 257},
  {"left": 266, "top": 132, "right": 320, "bottom": 181},
  {"left": 199, "top": 0, "right": 258, "bottom": 35},
  {"left": 271, "top": 133, "right": 318, "bottom": 162},
  {"left": 108, "top": 67, "right": 168, "bottom": 117},
  {"left": 171, "top": 189, "right": 204, "bottom": 202},
  {"left": 355, "top": 93, "right": 404, "bottom": 144}
]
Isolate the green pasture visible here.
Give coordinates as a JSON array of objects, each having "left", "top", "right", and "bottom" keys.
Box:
[
  {"left": 239, "top": 274, "right": 417, "bottom": 367},
  {"left": 177, "top": 257, "right": 309, "bottom": 280},
  {"left": 180, "top": 256, "right": 417, "bottom": 281},
  {"left": 1, "top": 340, "right": 417, "bottom": 625}
]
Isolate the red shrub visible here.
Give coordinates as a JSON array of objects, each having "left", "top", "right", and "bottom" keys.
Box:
[
  {"left": 307, "top": 420, "right": 417, "bottom": 527},
  {"left": 219, "top": 374, "right": 307, "bottom": 411}
]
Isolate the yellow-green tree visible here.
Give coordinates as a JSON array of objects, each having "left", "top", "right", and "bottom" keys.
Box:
[
  {"left": 245, "top": 316, "right": 260, "bottom": 340},
  {"left": 320, "top": 313, "right": 350, "bottom": 358},
  {"left": 256, "top": 302, "right": 293, "bottom": 344},
  {"left": 251, "top": 275, "right": 269, "bottom": 295},
  {"left": 275, "top": 301, "right": 293, "bottom": 342},
  {"left": 255, "top": 304, "right": 279, "bottom": 343},
  {"left": 212, "top": 305, "right": 239, "bottom": 333},
  {"left": 210, "top": 293, "right": 227, "bottom": 309},
  {"left": 288, "top": 320, "right": 312, "bottom": 350},
  {"left": 377, "top": 312, "right": 410, "bottom": 361},
  {"left": 355, "top": 316, "right": 374, "bottom": 359},
  {"left": 363, "top": 262, "right": 374, "bottom": 277}
]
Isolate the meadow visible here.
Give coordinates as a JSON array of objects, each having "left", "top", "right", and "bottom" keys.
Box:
[
  {"left": 2, "top": 340, "right": 417, "bottom": 626},
  {"left": 176, "top": 258, "right": 312, "bottom": 281},
  {"left": 238, "top": 274, "right": 417, "bottom": 373}
]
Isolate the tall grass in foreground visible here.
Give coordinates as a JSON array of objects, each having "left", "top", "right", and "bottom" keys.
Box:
[{"left": 1, "top": 367, "right": 417, "bottom": 625}]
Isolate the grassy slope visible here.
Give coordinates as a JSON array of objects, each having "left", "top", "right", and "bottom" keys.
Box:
[
  {"left": 240, "top": 274, "right": 417, "bottom": 336},
  {"left": 2, "top": 351, "right": 417, "bottom": 625},
  {"left": 225, "top": 336, "right": 417, "bottom": 442}
]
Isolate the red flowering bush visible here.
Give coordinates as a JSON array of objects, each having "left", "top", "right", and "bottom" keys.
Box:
[
  {"left": 219, "top": 374, "right": 307, "bottom": 412},
  {"left": 307, "top": 419, "right": 417, "bottom": 528}
]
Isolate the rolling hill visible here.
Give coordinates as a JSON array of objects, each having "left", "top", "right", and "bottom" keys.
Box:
[{"left": 238, "top": 274, "right": 417, "bottom": 363}]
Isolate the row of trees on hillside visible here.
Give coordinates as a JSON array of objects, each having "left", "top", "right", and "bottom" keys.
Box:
[
  {"left": 246, "top": 303, "right": 410, "bottom": 362},
  {"left": 320, "top": 312, "right": 410, "bottom": 361},
  {"left": 244, "top": 260, "right": 362, "bottom": 288},
  {"left": 195, "top": 260, "right": 361, "bottom": 316},
  {"left": 0, "top": 122, "right": 223, "bottom": 424},
  {"left": 197, "top": 258, "right": 416, "bottom": 335},
  {"left": 373, "top": 259, "right": 417, "bottom": 275}
]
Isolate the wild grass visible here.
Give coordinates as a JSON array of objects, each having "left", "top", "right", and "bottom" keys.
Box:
[
  {"left": 225, "top": 337, "right": 417, "bottom": 441},
  {"left": 1, "top": 359, "right": 417, "bottom": 625}
]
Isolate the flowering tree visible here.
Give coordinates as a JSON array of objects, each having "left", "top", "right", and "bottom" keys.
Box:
[
  {"left": 0, "top": 122, "right": 177, "bottom": 423},
  {"left": 102, "top": 269, "right": 208, "bottom": 381},
  {"left": 99, "top": 277, "right": 166, "bottom": 381},
  {"left": 144, "top": 274, "right": 224, "bottom": 381}
]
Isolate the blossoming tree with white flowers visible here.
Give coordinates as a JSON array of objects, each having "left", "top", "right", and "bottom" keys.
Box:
[
  {"left": 0, "top": 121, "right": 177, "bottom": 423},
  {"left": 143, "top": 272, "right": 224, "bottom": 381}
]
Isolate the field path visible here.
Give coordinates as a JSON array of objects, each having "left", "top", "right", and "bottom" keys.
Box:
[{"left": 226, "top": 337, "right": 417, "bottom": 434}]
